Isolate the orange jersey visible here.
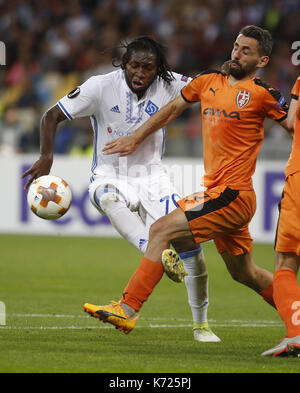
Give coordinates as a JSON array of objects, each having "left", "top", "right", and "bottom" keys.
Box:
[
  {"left": 285, "top": 77, "right": 300, "bottom": 177},
  {"left": 181, "top": 71, "right": 288, "bottom": 190}
]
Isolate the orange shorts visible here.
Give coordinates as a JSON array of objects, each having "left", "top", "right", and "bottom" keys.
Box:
[
  {"left": 275, "top": 172, "right": 300, "bottom": 255},
  {"left": 177, "top": 185, "right": 256, "bottom": 256}
]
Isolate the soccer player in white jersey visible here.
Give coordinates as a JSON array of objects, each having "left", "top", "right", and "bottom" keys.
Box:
[{"left": 22, "top": 36, "right": 220, "bottom": 342}]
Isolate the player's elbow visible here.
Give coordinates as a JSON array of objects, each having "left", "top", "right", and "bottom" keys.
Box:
[{"left": 42, "top": 104, "right": 67, "bottom": 126}]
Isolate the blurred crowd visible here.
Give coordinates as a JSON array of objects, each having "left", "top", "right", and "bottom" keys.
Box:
[{"left": 0, "top": 0, "right": 299, "bottom": 158}]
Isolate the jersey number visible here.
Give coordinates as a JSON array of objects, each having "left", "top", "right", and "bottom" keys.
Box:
[{"left": 160, "top": 194, "right": 181, "bottom": 215}]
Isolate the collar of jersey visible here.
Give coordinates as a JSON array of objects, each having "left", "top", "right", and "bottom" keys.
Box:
[{"left": 225, "top": 75, "right": 256, "bottom": 88}]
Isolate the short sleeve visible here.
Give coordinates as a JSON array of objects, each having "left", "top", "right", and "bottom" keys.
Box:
[
  {"left": 167, "top": 73, "right": 192, "bottom": 100},
  {"left": 181, "top": 71, "right": 222, "bottom": 103},
  {"left": 57, "top": 76, "right": 100, "bottom": 120},
  {"left": 262, "top": 85, "right": 289, "bottom": 122},
  {"left": 181, "top": 76, "right": 203, "bottom": 103},
  {"left": 291, "top": 77, "right": 300, "bottom": 100}
]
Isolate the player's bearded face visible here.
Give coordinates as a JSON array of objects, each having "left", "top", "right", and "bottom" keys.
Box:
[
  {"left": 228, "top": 59, "right": 258, "bottom": 79},
  {"left": 229, "top": 35, "right": 265, "bottom": 80},
  {"left": 125, "top": 51, "right": 158, "bottom": 96}
]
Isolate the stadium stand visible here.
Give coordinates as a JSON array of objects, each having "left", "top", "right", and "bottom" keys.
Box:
[{"left": 0, "top": 0, "right": 299, "bottom": 158}]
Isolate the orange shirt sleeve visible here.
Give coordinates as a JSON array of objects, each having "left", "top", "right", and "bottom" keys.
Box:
[
  {"left": 291, "top": 77, "right": 300, "bottom": 99},
  {"left": 261, "top": 85, "right": 289, "bottom": 122},
  {"left": 181, "top": 71, "right": 219, "bottom": 103},
  {"left": 181, "top": 75, "right": 203, "bottom": 103}
]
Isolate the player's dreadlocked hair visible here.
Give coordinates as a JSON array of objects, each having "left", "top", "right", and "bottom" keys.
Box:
[{"left": 117, "top": 36, "right": 175, "bottom": 85}]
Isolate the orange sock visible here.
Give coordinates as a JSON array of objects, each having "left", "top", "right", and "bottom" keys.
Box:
[
  {"left": 273, "top": 269, "right": 300, "bottom": 338},
  {"left": 121, "top": 257, "right": 164, "bottom": 312},
  {"left": 260, "top": 283, "right": 276, "bottom": 309}
]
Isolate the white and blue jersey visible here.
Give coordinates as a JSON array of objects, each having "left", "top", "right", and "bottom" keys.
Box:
[
  {"left": 57, "top": 69, "right": 191, "bottom": 178},
  {"left": 57, "top": 69, "right": 191, "bottom": 224}
]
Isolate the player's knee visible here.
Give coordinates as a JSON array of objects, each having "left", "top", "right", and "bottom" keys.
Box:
[
  {"left": 95, "top": 186, "right": 124, "bottom": 213},
  {"left": 223, "top": 253, "right": 255, "bottom": 286},
  {"left": 229, "top": 269, "right": 244, "bottom": 284},
  {"left": 99, "top": 192, "right": 119, "bottom": 210},
  {"left": 172, "top": 238, "right": 197, "bottom": 253},
  {"left": 149, "top": 217, "right": 170, "bottom": 242},
  {"left": 228, "top": 266, "right": 255, "bottom": 286},
  {"left": 149, "top": 219, "right": 162, "bottom": 240}
]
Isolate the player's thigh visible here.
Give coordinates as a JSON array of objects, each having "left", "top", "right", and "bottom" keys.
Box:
[
  {"left": 137, "top": 173, "right": 196, "bottom": 245},
  {"left": 214, "top": 225, "right": 253, "bottom": 256},
  {"left": 150, "top": 207, "right": 194, "bottom": 242},
  {"left": 140, "top": 196, "right": 197, "bottom": 253},
  {"left": 140, "top": 204, "right": 197, "bottom": 252},
  {"left": 221, "top": 250, "right": 255, "bottom": 279},
  {"left": 177, "top": 186, "right": 256, "bottom": 245}
]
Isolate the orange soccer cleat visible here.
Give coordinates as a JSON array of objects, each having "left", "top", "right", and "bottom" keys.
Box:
[{"left": 84, "top": 301, "right": 137, "bottom": 334}]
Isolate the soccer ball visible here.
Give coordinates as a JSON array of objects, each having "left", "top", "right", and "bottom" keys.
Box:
[{"left": 27, "top": 175, "right": 72, "bottom": 220}]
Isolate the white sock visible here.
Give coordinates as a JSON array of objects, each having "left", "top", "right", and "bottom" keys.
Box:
[
  {"left": 179, "top": 247, "right": 209, "bottom": 325},
  {"left": 95, "top": 190, "right": 148, "bottom": 254}
]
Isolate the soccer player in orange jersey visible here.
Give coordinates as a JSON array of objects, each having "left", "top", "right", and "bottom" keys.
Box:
[
  {"left": 84, "top": 26, "right": 293, "bottom": 338},
  {"left": 261, "top": 77, "right": 300, "bottom": 357}
]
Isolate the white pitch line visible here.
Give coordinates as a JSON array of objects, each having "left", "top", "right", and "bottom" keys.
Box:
[
  {"left": 0, "top": 323, "right": 283, "bottom": 330},
  {"left": 8, "top": 314, "right": 282, "bottom": 325},
  {"left": 0, "top": 322, "right": 284, "bottom": 330},
  {"left": 10, "top": 313, "right": 88, "bottom": 319},
  {"left": 1, "top": 313, "right": 283, "bottom": 329},
  {"left": 9, "top": 313, "right": 193, "bottom": 321},
  {"left": 0, "top": 326, "right": 109, "bottom": 330}
]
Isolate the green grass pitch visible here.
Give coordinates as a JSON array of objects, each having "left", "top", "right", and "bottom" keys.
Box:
[{"left": 0, "top": 234, "right": 299, "bottom": 373}]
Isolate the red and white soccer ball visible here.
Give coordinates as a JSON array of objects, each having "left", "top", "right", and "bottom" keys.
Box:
[{"left": 27, "top": 175, "right": 72, "bottom": 220}]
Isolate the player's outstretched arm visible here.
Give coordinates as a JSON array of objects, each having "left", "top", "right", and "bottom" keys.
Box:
[
  {"left": 22, "top": 105, "right": 67, "bottom": 189},
  {"left": 103, "top": 95, "right": 192, "bottom": 156},
  {"left": 279, "top": 117, "right": 294, "bottom": 138},
  {"left": 285, "top": 97, "right": 298, "bottom": 136},
  {"left": 279, "top": 95, "right": 296, "bottom": 138}
]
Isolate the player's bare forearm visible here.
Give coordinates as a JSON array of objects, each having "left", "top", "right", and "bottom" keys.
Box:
[
  {"left": 22, "top": 105, "right": 67, "bottom": 189},
  {"left": 284, "top": 98, "right": 298, "bottom": 137},
  {"left": 280, "top": 117, "right": 294, "bottom": 138},
  {"left": 134, "top": 97, "right": 190, "bottom": 143},
  {"left": 103, "top": 95, "right": 192, "bottom": 156},
  {"left": 39, "top": 111, "right": 56, "bottom": 158}
]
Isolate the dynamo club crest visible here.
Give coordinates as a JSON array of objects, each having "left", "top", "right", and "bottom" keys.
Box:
[{"left": 145, "top": 100, "right": 159, "bottom": 116}]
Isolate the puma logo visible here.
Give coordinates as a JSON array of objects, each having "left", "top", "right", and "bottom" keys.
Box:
[{"left": 209, "top": 87, "right": 219, "bottom": 96}]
